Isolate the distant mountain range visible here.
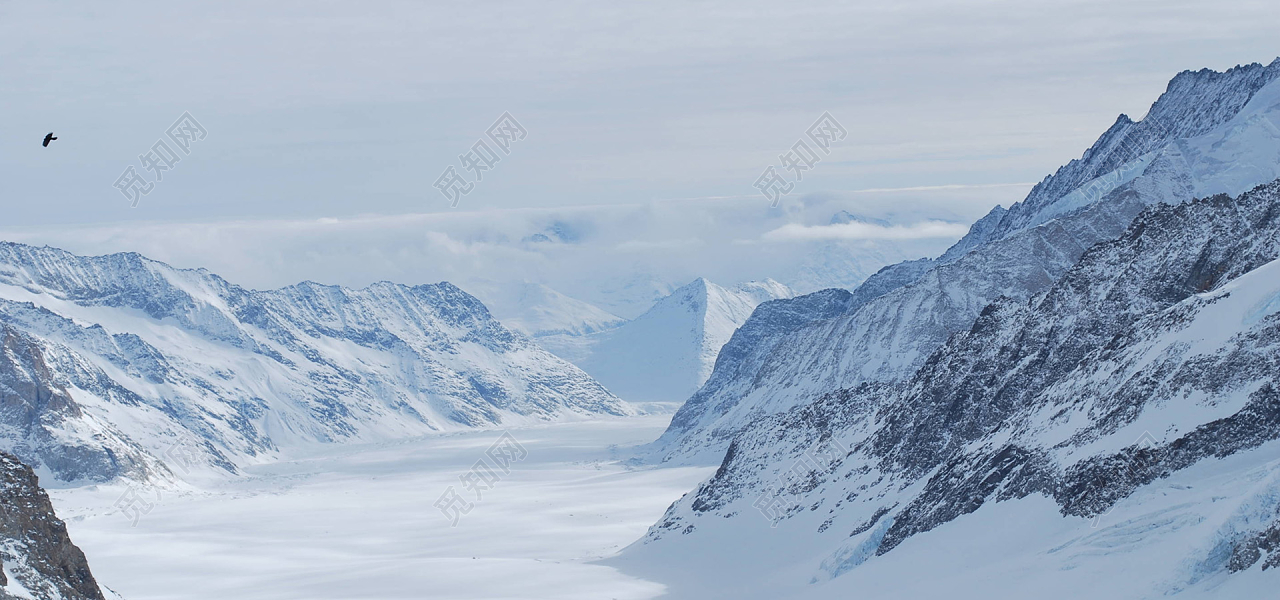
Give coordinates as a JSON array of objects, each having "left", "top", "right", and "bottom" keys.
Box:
[
  {"left": 0, "top": 244, "right": 630, "bottom": 484},
  {"left": 465, "top": 281, "right": 627, "bottom": 338}
]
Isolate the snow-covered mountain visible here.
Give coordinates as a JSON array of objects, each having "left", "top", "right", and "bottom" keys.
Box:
[
  {"left": 570, "top": 278, "right": 793, "bottom": 404},
  {"left": 0, "top": 243, "right": 630, "bottom": 484},
  {"left": 648, "top": 58, "right": 1280, "bottom": 464},
  {"left": 619, "top": 177, "right": 1280, "bottom": 600},
  {"left": 952, "top": 59, "right": 1280, "bottom": 252}
]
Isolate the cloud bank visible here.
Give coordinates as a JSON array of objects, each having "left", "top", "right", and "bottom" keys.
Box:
[
  {"left": 762, "top": 220, "right": 970, "bottom": 242},
  {"left": 0, "top": 184, "right": 1028, "bottom": 318}
]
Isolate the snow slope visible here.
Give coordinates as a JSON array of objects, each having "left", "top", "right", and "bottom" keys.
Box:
[
  {"left": 572, "top": 279, "right": 793, "bottom": 404},
  {"left": 0, "top": 243, "right": 630, "bottom": 484}
]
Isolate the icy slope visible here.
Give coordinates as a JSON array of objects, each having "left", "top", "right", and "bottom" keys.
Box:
[
  {"left": 573, "top": 279, "right": 793, "bottom": 404},
  {"left": 0, "top": 243, "right": 629, "bottom": 483},
  {"left": 651, "top": 58, "right": 1280, "bottom": 463},
  {"left": 620, "top": 180, "right": 1280, "bottom": 598}
]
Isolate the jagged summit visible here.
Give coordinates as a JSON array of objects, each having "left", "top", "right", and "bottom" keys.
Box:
[
  {"left": 1165, "top": 58, "right": 1280, "bottom": 92},
  {"left": 946, "top": 57, "right": 1280, "bottom": 258}
]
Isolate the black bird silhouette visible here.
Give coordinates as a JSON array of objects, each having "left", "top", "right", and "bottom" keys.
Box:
[{"left": 42, "top": 133, "right": 57, "bottom": 147}]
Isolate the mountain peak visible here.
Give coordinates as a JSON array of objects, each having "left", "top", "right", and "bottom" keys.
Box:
[
  {"left": 648, "top": 58, "right": 1280, "bottom": 469},
  {"left": 573, "top": 277, "right": 792, "bottom": 403},
  {"left": 634, "top": 178, "right": 1280, "bottom": 599},
  {"left": 1166, "top": 59, "right": 1279, "bottom": 92},
  {"left": 686, "top": 276, "right": 712, "bottom": 290},
  {"left": 937, "top": 58, "right": 1280, "bottom": 255}
]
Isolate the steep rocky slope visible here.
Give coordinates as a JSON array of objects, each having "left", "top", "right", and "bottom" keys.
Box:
[
  {"left": 0, "top": 453, "right": 106, "bottom": 600},
  {"left": 622, "top": 180, "right": 1280, "bottom": 599}
]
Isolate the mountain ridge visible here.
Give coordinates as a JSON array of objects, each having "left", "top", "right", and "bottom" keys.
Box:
[
  {"left": 647, "top": 58, "right": 1280, "bottom": 464},
  {"left": 0, "top": 242, "right": 630, "bottom": 483},
  {"left": 621, "top": 177, "right": 1280, "bottom": 600}
]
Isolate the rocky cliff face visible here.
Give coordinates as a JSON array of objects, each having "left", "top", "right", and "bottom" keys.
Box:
[
  {"left": 0, "top": 452, "right": 105, "bottom": 600},
  {"left": 0, "top": 324, "right": 153, "bottom": 484}
]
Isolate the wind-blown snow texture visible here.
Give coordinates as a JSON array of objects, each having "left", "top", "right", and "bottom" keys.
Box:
[
  {"left": 0, "top": 244, "right": 629, "bottom": 483},
  {"left": 651, "top": 58, "right": 1280, "bottom": 464}
]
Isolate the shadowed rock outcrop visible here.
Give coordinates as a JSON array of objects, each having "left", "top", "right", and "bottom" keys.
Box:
[{"left": 0, "top": 452, "right": 105, "bottom": 600}]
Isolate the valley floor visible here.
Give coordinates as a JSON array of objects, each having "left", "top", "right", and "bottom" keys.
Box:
[{"left": 47, "top": 415, "right": 712, "bottom": 600}]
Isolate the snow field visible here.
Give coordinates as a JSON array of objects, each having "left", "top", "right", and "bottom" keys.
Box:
[{"left": 49, "top": 416, "right": 712, "bottom": 600}]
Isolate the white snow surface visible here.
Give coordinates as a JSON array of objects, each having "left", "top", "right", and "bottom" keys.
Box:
[
  {"left": 49, "top": 416, "right": 711, "bottom": 600},
  {"left": 614, "top": 450, "right": 1280, "bottom": 599}
]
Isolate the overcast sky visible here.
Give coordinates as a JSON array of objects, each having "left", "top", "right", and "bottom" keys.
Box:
[{"left": 2, "top": 0, "right": 1279, "bottom": 297}]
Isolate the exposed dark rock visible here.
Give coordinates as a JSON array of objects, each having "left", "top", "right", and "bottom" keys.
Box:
[{"left": 0, "top": 452, "right": 105, "bottom": 600}]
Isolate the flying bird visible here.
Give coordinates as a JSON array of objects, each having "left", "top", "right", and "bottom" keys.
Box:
[{"left": 42, "top": 133, "right": 57, "bottom": 147}]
